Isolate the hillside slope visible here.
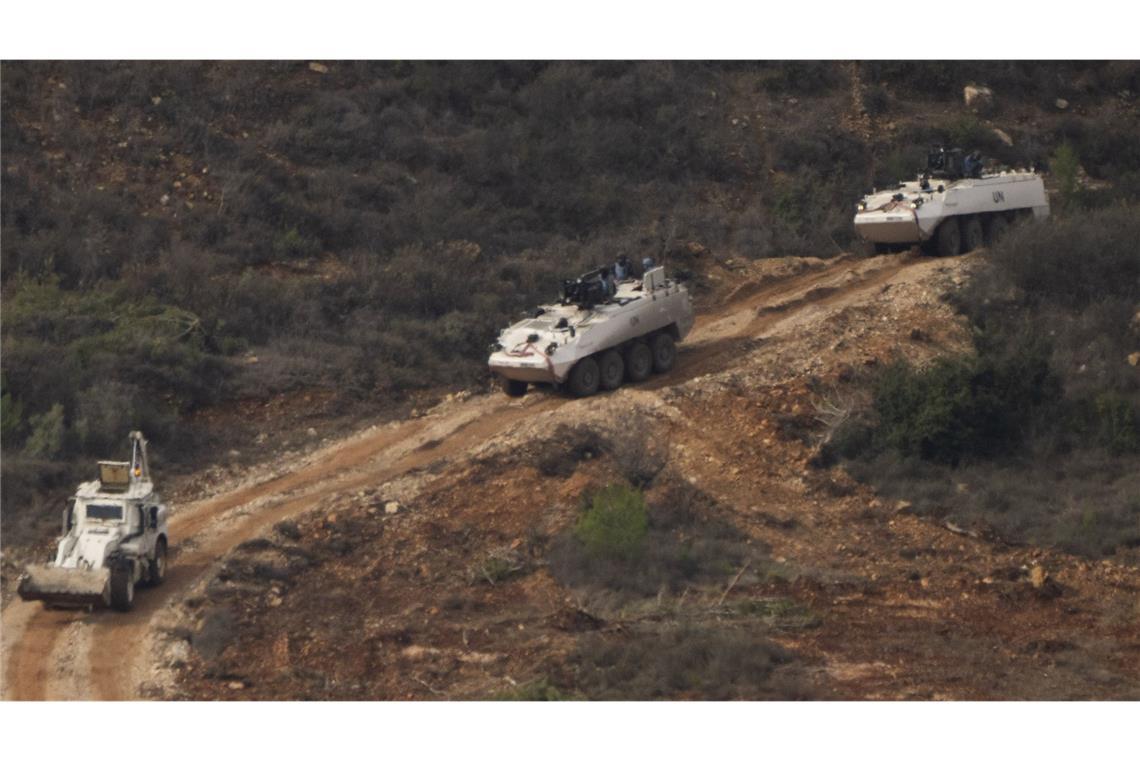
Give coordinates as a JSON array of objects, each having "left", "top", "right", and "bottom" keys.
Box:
[
  {"left": 5, "top": 250, "right": 1137, "bottom": 700},
  {"left": 5, "top": 61, "right": 1140, "bottom": 537}
]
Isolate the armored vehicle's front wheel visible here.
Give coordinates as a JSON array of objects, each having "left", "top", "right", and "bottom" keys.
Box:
[
  {"left": 651, "top": 332, "right": 676, "bottom": 373},
  {"left": 501, "top": 377, "right": 528, "bottom": 397},
  {"left": 935, "top": 219, "right": 961, "bottom": 257},
  {"left": 110, "top": 564, "right": 135, "bottom": 612},
  {"left": 625, "top": 341, "right": 653, "bottom": 382},
  {"left": 599, "top": 350, "right": 624, "bottom": 390},
  {"left": 567, "top": 357, "right": 600, "bottom": 397},
  {"left": 148, "top": 538, "right": 167, "bottom": 587},
  {"left": 962, "top": 216, "right": 984, "bottom": 252}
]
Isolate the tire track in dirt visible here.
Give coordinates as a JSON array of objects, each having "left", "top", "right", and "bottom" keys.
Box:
[
  {"left": 2, "top": 603, "right": 84, "bottom": 700},
  {"left": 3, "top": 252, "right": 929, "bottom": 701},
  {"left": 648, "top": 253, "right": 920, "bottom": 388},
  {"left": 87, "top": 395, "right": 565, "bottom": 699}
]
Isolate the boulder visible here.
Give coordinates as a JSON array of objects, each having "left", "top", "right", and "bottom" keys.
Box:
[
  {"left": 964, "top": 85, "right": 994, "bottom": 113},
  {"left": 1055, "top": 98, "right": 1070, "bottom": 110},
  {"left": 991, "top": 127, "right": 1014, "bottom": 147}
]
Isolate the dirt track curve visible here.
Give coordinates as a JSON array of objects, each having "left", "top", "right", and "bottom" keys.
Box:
[{"left": 1, "top": 252, "right": 925, "bottom": 700}]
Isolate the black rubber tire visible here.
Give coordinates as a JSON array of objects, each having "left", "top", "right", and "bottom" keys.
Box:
[
  {"left": 624, "top": 341, "right": 653, "bottom": 382},
  {"left": 935, "top": 218, "right": 962, "bottom": 257},
  {"left": 986, "top": 214, "right": 1008, "bottom": 244},
  {"left": 109, "top": 563, "right": 135, "bottom": 612},
  {"left": 501, "top": 377, "right": 528, "bottom": 397},
  {"left": 650, "top": 332, "right": 676, "bottom": 373},
  {"left": 598, "top": 350, "right": 624, "bottom": 391},
  {"left": 148, "top": 538, "right": 167, "bottom": 587},
  {"left": 962, "top": 216, "right": 984, "bottom": 252},
  {"left": 567, "top": 357, "right": 600, "bottom": 397}
]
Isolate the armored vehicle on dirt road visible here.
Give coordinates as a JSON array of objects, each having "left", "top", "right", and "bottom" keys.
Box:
[
  {"left": 18, "top": 431, "right": 169, "bottom": 612},
  {"left": 489, "top": 264, "right": 694, "bottom": 397},
  {"left": 854, "top": 147, "right": 1049, "bottom": 256}
]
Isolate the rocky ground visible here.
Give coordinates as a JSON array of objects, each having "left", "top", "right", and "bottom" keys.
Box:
[
  {"left": 142, "top": 252, "right": 1140, "bottom": 700},
  {"left": 5, "top": 250, "right": 1139, "bottom": 701}
]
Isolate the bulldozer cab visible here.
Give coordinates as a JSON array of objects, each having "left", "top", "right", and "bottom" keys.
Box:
[
  {"left": 96, "top": 431, "right": 151, "bottom": 492},
  {"left": 98, "top": 461, "right": 132, "bottom": 491}
]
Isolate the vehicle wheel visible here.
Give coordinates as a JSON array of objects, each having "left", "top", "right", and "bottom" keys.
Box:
[
  {"left": 567, "top": 357, "right": 600, "bottom": 397},
  {"left": 501, "top": 377, "right": 527, "bottom": 397},
  {"left": 598, "top": 350, "right": 624, "bottom": 391},
  {"left": 650, "top": 332, "right": 676, "bottom": 373},
  {"left": 962, "top": 216, "right": 984, "bottom": 252},
  {"left": 109, "top": 563, "right": 135, "bottom": 612},
  {"left": 148, "top": 538, "right": 167, "bottom": 587},
  {"left": 935, "top": 218, "right": 962, "bottom": 257},
  {"left": 624, "top": 341, "right": 653, "bottom": 382},
  {"left": 986, "top": 214, "right": 1008, "bottom": 244}
]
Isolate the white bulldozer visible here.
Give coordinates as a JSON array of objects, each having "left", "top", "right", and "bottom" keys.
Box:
[
  {"left": 488, "top": 263, "right": 694, "bottom": 397},
  {"left": 854, "top": 146, "right": 1049, "bottom": 256},
  {"left": 17, "top": 431, "right": 169, "bottom": 612}
]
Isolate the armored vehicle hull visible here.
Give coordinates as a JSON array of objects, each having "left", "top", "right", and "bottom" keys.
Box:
[
  {"left": 488, "top": 266, "right": 694, "bottom": 396},
  {"left": 855, "top": 149, "right": 1048, "bottom": 256}
]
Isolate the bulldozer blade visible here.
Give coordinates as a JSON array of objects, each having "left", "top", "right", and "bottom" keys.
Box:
[{"left": 17, "top": 565, "right": 111, "bottom": 608}]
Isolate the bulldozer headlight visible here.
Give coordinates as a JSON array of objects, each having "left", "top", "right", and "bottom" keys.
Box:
[
  {"left": 857, "top": 201, "right": 867, "bottom": 211},
  {"left": 909, "top": 198, "right": 924, "bottom": 209},
  {"left": 545, "top": 342, "right": 557, "bottom": 356}
]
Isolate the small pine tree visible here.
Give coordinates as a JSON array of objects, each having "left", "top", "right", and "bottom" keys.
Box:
[
  {"left": 574, "top": 484, "right": 649, "bottom": 561},
  {"left": 1052, "top": 142, "right": 1080, "bottom": 209}
]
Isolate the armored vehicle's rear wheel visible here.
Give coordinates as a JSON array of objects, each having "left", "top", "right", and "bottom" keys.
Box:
[
  {"left": 962, "top": 216, "right": 984, "bottom": 252},
  {"left": 148, "top": 538, "right": 167, "bottom": 587},
  {"left": 599, "top": 350, "right": 624, "bottom": 390},
  {"left": 935, "top": 219, "right": 961, "bottom": 257},
  {"left": 501, "top": 377, "right": 528, "bottom": 397},
  {"left": 986, "top": 214, "right": 1008, "bottom": 244},
  {"left": 625, "top": 341, "right": 653, "bottom": 382},
  {"left": 567, "top": 357, "right": 600, "bottom": 397},
  {"left": 110, "top": 564, "right": 135, "bottom": 612},
  {"left": 651, "top": 332, "right": 676, "bottom": 373}
]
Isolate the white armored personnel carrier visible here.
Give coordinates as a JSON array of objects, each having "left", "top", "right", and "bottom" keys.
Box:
[
  {"left": 18, "top": 431, "right": 169, "bottom": 612},
  {"left": 854, "top": 147, "right": 1049, "bottom": 256},
  {"left": 488, "top": 264, "right": 694, "bottom": 397}
]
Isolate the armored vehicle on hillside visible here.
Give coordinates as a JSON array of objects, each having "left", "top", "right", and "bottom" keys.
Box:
[
  {"left": 488, "top": 264, "right": 694, "bottom": 397},
  {"left": 854, "top": 147, "right": 1049, "bottom": 256}
]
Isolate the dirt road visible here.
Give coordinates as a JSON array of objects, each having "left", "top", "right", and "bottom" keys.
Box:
[{"left": 0, "top": 253, "right": 978, "bottom": 700}]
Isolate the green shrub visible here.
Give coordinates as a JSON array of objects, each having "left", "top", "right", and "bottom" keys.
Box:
[
  {"left": 571, "top": 625, "right": 812, "bottom": 700},
  {"left": 574, "top": 484, "right": 649, "bottom": 561},
  {"left": 24, "top": 403, "right": 66, "bottom": 459},
  {"left": 871, "top": 342, "right": 1061, "bottom": 465},
  {"left": 0, "top": 374, "right": 23, "bottom": 446},
  {"left": 1094, "top": 393, "right": 1140, "bottom": 455},
  {"left": 550, "top": 481, "right": 753, "bottom": 597}
]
